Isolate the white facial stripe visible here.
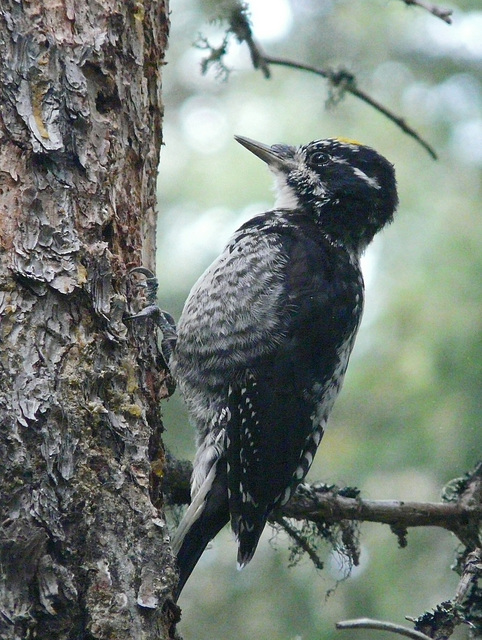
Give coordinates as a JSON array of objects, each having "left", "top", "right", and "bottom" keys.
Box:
[
  {"left": 330, "top": 156, "right": 348, "bottom": 165},
  {"left": 352, "top": 166, "right": 380, "bottom": 189},
  {"left": 272, "top": 171, "right": 299, "bottom": 209}
]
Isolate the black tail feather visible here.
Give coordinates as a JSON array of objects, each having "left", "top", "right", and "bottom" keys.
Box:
[
  {"left": 175, "top": 507, "right": 229, "bottom": 599},
  {"left": 236, "top": 522, "right": 265, "bottom": 570},
  {"left": 174, "top": 463, "right": 229, "bottom": 600}
]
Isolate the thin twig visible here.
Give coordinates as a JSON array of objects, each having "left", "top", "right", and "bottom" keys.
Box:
[
  {"left": 336, "top": 618, "right": 433, "bottom": 640},
  {"left": 401, "top": 0, "right": 453, "bottom": 23},
  {"left": 263, "top": 55, "right": 438, "bottom": 160},
  {"left": 274, "top": 516, "right": 324, "bottom": 570},
  {"left": 228, "top": 2, "right": 271, "bottom": 78},
  {"left": 225, "top": 4, "right": 438, "bottom": 160}
]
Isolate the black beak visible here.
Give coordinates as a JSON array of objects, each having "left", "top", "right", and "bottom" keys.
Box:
[{"left": 235, "top": 135, "right": 296, "bottom": 172}]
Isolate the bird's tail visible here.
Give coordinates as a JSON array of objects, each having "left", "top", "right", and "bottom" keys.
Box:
[
  {"left": 171, "top": 462, "right": 229, "bottom": 600},
  {"left": 235, "top": 523, "right": 266, "bottom": 570}
]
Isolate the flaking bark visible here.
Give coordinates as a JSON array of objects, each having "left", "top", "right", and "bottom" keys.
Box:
[{"left": 0, "top": 2, "right": 175, "bottom": 638}]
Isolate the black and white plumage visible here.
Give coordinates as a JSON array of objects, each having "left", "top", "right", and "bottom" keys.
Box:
[{"left": 170, "top": 135, "right": 398, "bottom": 598}]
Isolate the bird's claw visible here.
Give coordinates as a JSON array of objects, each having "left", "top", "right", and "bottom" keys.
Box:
[
  {"left": 127, "top": 268, "right": 177, "bottom": 364},
  {"left": 129, "top": 266, "right": 159, "bottom": 305}
]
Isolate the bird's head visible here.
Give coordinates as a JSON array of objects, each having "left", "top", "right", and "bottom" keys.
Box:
[{"left": 235, "top": 135, "right": 398, "bottom": 253}]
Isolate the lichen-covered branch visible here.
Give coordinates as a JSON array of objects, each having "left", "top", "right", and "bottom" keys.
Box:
[
  {"left": 165, "top": 459, "right": 481, "bottom": 637},
  {"left": 281, "top": 481, "right": 482, "bottom": 549},
  {"left": 412, "top": 546, "right": 482, "bottom": 639},
  {"left": 165, "top": 460, "right": 482, "bottom": 549}
]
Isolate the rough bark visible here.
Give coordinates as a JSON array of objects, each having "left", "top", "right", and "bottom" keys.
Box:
[{"left": 0, "top": 2, "right": 175, "bottom": 639}]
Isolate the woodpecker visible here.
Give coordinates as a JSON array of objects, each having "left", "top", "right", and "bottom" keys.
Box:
[{"left": 168, "top": 135, "right": 398, "bottom": 598}]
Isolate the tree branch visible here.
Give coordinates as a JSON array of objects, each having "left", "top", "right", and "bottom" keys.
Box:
[
  {"left": 198, "top": 1, "right": 438, "bottom": 159},
  {"left": 454, "top": 547, "right": 482, "bottom": 606},
  {"left": 164, "top": 461, "right": 482, "bottom": 549},
  {"left": 334, "top": 550, "right": 482, "bottom": 640},
  {"left": 261, "top": 55, "right": 438, "bottom": 160},
  {"left": 410, "top": 546, "right": 482, "bottom": 638},
  {"left": 400, "top": 0, "right": 453, "bottom": 24},
  {"left": 164, "top": 458, "right": 482, "bottom": 636},
  {"left": 279, "top": 483, "right": 481, "bottom": 547}
]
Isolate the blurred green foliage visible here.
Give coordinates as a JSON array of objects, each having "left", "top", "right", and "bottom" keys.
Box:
[{"left": 156, "top": 1, "right": 481, "bottom": 638}]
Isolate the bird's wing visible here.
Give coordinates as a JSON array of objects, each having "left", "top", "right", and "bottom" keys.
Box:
[
  {"left": 173, "top": 214, "right": 293, "bottom": 403},
  {"left": 222, "top": 214, "right": 363, "bottom": 565}
]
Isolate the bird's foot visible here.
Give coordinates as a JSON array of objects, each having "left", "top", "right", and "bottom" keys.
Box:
[{"left": 127, "top": 267, "right": 177, "bottom": 363}]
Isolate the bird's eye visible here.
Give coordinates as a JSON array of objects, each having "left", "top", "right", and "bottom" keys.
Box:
[{"left": 307, "top": 151, "right": 330, "bottom": 167}]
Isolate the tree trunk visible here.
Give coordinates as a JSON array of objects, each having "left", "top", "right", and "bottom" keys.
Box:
[{"left": 0, "top": 2, "right": 176, "bottom": 638}]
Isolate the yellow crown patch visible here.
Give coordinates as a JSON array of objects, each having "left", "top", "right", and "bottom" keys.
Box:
[{"left": 335, "top": 137, "right": 362, "bottom": 146}]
